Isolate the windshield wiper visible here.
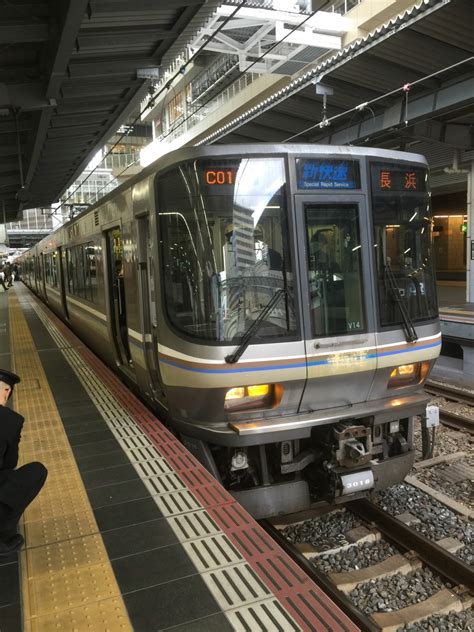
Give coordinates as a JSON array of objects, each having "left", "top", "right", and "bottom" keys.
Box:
[
  {"left": 225, "top": 289, "right": 286, "bottom": 364},
  {"left": 384, "top": 264, "right": 418, "bottom": 343}
]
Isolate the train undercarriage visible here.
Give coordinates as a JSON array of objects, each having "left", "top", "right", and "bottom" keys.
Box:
[{"left": 182, "top": 412, "right": 416, "bottom": 518}]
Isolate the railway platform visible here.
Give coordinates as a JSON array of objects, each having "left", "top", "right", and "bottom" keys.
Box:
[
  {"left": 0, "top": 283, "right": 358, "bottom": 632},
  {"left": 435, "top": 283, "right": 474, "bottom": 382}
]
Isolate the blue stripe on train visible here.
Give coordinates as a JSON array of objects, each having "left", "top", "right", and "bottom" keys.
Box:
[{"left": 159, "top": 339, "right": 441, "bottom": 374}]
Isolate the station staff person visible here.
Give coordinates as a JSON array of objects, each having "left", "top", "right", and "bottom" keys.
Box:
[{"left": 0, "top": 370, "right": 48, "bottom": 554}]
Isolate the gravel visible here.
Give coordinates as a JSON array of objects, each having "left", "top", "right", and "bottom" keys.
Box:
[
  {"left": 456, "top": 545, "right": 473, "bottom": 566},
  {"left": 415, "top": 459, "right": 473, "bottom": 508},
  {"left": 375, "top": 483, "right": 473, "bottom": 547},
  {"left": 414, "top": 419, "right": 473, "bottom": 459},
  {"left": 310, "top": 540, "right": 400, "bottom": 574},
  {"left": 428, "top": 395, "right": 474, "bottom": 421},
  {"left": 398, "top": 609, "right": 474, "bottom": 631},
  {"left": 281, "top": 510, "right": 362, "bottom": 551},
  {"left": 349, "top": 568, "right": 445, "bottom": 614}
]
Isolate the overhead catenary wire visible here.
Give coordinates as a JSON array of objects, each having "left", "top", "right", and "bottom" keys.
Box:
[
  {"left": 42, "top": 1, "right": 326, "bottom": 225},
  {"left": 158, "top": 7, "right": 322, "bottom": 144},
  {"left": 282, "top": 56, "right": 474, "bottom": 142},
  {"left": 41, "top": 14, "right": 473, "bottom": 224},
  {"left": 86, "top": 6, "right": 322, "bottom": 207},
  {"left": 40, "top": 0, "right": 249, "bottom": 227}
]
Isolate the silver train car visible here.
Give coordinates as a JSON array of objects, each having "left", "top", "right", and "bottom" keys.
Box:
[{"left": 19, "top": 145, "right": 441, "bottom": 517}]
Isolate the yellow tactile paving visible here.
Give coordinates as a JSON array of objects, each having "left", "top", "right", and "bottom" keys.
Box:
[
  {"left": 24, "top": 597, "right": 131, "bottom": 632},
  {"left": 24, "top": 513, "right": 98, "bottom": 549},
  {"left": 8, "top": 294, "right": 133, "bottom": 631}
]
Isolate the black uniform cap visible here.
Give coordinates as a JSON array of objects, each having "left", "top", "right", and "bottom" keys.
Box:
[{"left": 0, "top": 369, "right": 21, "bottom": 388}]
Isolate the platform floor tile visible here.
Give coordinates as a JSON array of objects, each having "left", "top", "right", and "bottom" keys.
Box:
[{"left": 8, "top": 294, "right": 133, "bottom": 631}]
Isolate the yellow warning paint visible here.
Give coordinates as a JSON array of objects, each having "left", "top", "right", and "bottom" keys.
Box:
[{"left": 8, "top": 293, "right": 132, "bottom": 631}]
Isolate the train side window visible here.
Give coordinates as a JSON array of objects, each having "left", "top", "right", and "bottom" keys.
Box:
[
  {"left": 44, "top": 252, "right": 58, "bottom": 287},
  {"left": 85, "top": 243, "right": 97, "bottom": 302},
  {"left": 65, "top": 242, "right": 97, "bottom": 302},
  {"left": 305, "top": 204, "right": 366, "bottom": 337}
]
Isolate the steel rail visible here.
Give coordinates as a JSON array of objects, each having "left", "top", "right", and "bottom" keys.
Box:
[
  {"left": 259, "top": 519, "right": 382, "bottom": 632},
  {"left": 348, "top": 499, "right": 474, "bottom": 592},
  {"left": 439, "top": 409, "right": 474, "bottom": 434},
  {"left": 425, "top": 382, "right": 474, "bottom": 408},
  {"left": 424, "top": 382, "right": 474, "bottom": 433}
]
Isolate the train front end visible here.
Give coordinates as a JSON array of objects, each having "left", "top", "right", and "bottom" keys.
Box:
[{"left": 154, "top": 145, "right": 440, "bottom": 517}]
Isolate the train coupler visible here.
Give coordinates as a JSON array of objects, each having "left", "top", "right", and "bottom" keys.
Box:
[{"left": 334, "top": 422, "right": 372, "bottom": 467}]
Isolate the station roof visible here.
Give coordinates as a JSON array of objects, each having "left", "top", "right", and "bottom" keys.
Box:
[
  {"left": 1, "top": 0, "right": 472, "bottom": 225},
  {"left": 0, "top": 0, "right": 216, "bottom": 222},
  {"left": 199, "top": 0, "right": 474, "bottom": 193}
]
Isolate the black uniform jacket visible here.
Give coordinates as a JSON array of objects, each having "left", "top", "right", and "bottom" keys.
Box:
[{"left": 0, "top": 406, "right": 24, "bottom": 502}]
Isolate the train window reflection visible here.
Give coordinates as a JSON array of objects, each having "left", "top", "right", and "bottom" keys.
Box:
[
  {"left": 157, "top": 157, "right": 297, "bottom": 343},
  {"left": 44, "top": 252, "right": 58, "bottom": 287},
  {"left": 370, "top": 162, "right": 438, "bottom": 325},
  {"left": 305, "top": 204, "right": 366, "bottom": 337},
  {"left": 65, "top": 241, "right": 97, "bottom": 303}
]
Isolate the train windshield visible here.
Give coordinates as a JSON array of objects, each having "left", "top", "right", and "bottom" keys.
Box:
[
  {"left": 157, "top": 157, "right": 297, "bottom": 343},
  {"left": 371, "top": 162, "right": 438, "bottom": 326},
  {"left": 305, "top": 204, "right": 366, "bottom": 337}
]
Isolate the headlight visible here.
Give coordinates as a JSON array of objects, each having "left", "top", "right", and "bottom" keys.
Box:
[
  {"left": 388, "top": 361, "right": 430, "bottom": 388},
  {"left": 224, "top": 384, "right": 281, "bottom": 412}
]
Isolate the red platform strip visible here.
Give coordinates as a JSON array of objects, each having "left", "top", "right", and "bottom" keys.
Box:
[
  {"left": 32, "top": 295, "right": 359, "bottom": 632},
  {"left": 208, "top": 504, "right": 355, "bottom": 632}
]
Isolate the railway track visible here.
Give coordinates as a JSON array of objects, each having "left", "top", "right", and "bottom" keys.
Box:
[
  {"left": 438, "top": 409, "right": 474, "bottom": 434},
  {"left": 262, "top": 500, "right": 473, "bottom": 631},
  {"left": 424, "top": 381, "right": 474, "bottom": 407},
  {"left": 424, "top": 380, "right": 474, "bottom": 434}
]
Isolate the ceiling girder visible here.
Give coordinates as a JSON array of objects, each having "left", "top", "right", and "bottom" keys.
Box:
[
  {"left": 314, "top": 74, "right": 474, "bottom": 147},
  {"left": 0, "top": 0, "right": 209, "bottom": 220},
  {"left": 0, "top": 24, "right": 48, "bottom": 44},
  {"left": 47, "top": 0, "right": 90, "bottom": 98}
]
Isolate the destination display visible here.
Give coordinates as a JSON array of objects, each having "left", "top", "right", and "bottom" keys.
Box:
[
  {"left": 371, "top": 162, "right": 427, "bottom": 193},
  {"left": 296, "top": 158, "right": 360, "bottom": 190}
]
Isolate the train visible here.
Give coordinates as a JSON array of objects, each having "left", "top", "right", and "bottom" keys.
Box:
[{"left": 18, "top": 144, "right": 441, "bottom": 518}]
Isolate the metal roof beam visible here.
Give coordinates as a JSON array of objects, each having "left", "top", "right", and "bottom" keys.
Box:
[
  {"left": 46, "top": 81, "right": 151, "bottom": 209},
  {"left": 0, "top": 83, "right": 54, "bottom": 111},
  {"left": 0, "top": 145, "right": 18, "bottom": 157},
  {"left": 257, "top": 110, "right": 314, "bottom": 134},
  {"left": 0, "top": 163, "right": 18, "bottom": 175},
  {"left": 151, "top": 4, "right": 201, "bottom": 60},
  {"left": 0, "top": 174, "right": 20, "bottom": 187},
  {"left": 315, "top": 75, "right": 474, "bottom": 147},
  {"left": 77, "top": 28, "right": 180, "bottom": 48},
  {"left": 50, "top": 112, "right": 109, "bottom": 127},
  {"left": 0, "top": 118, "right": 32, "bottom": 134},
  {"left": 0, "top": 24, "right": 48, "bottom": 43},
  {"left": 68, "top": 58, "right": 155, "bottom": 78},
  {"left": 48, "top": 1, "right": 90, "bottom": 98},
  {"left": 60, "top": 84, "right": 125, "bottom": 99},
  {"left": 24, "top": 1, "right": 89, "bottom": 196}
]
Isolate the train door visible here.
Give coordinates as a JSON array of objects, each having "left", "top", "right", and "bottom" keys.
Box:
[
  {"left": 294, "top": 195, "right": 377, "bottom": 412},
  {"left": 105, "top": 227, "right": 132, "bottom": 366},
  {"left": 40, "top": 253, "right": 47, "bottom": 299},
  {"left": 57, "top": 246, "right": 69, "bottom": 320},
  {"left": 34, "top": 255, "right": 42, "bottom": 295},
  {"left": 136, "top": 216, "right": 163, "bottom": 398}
]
